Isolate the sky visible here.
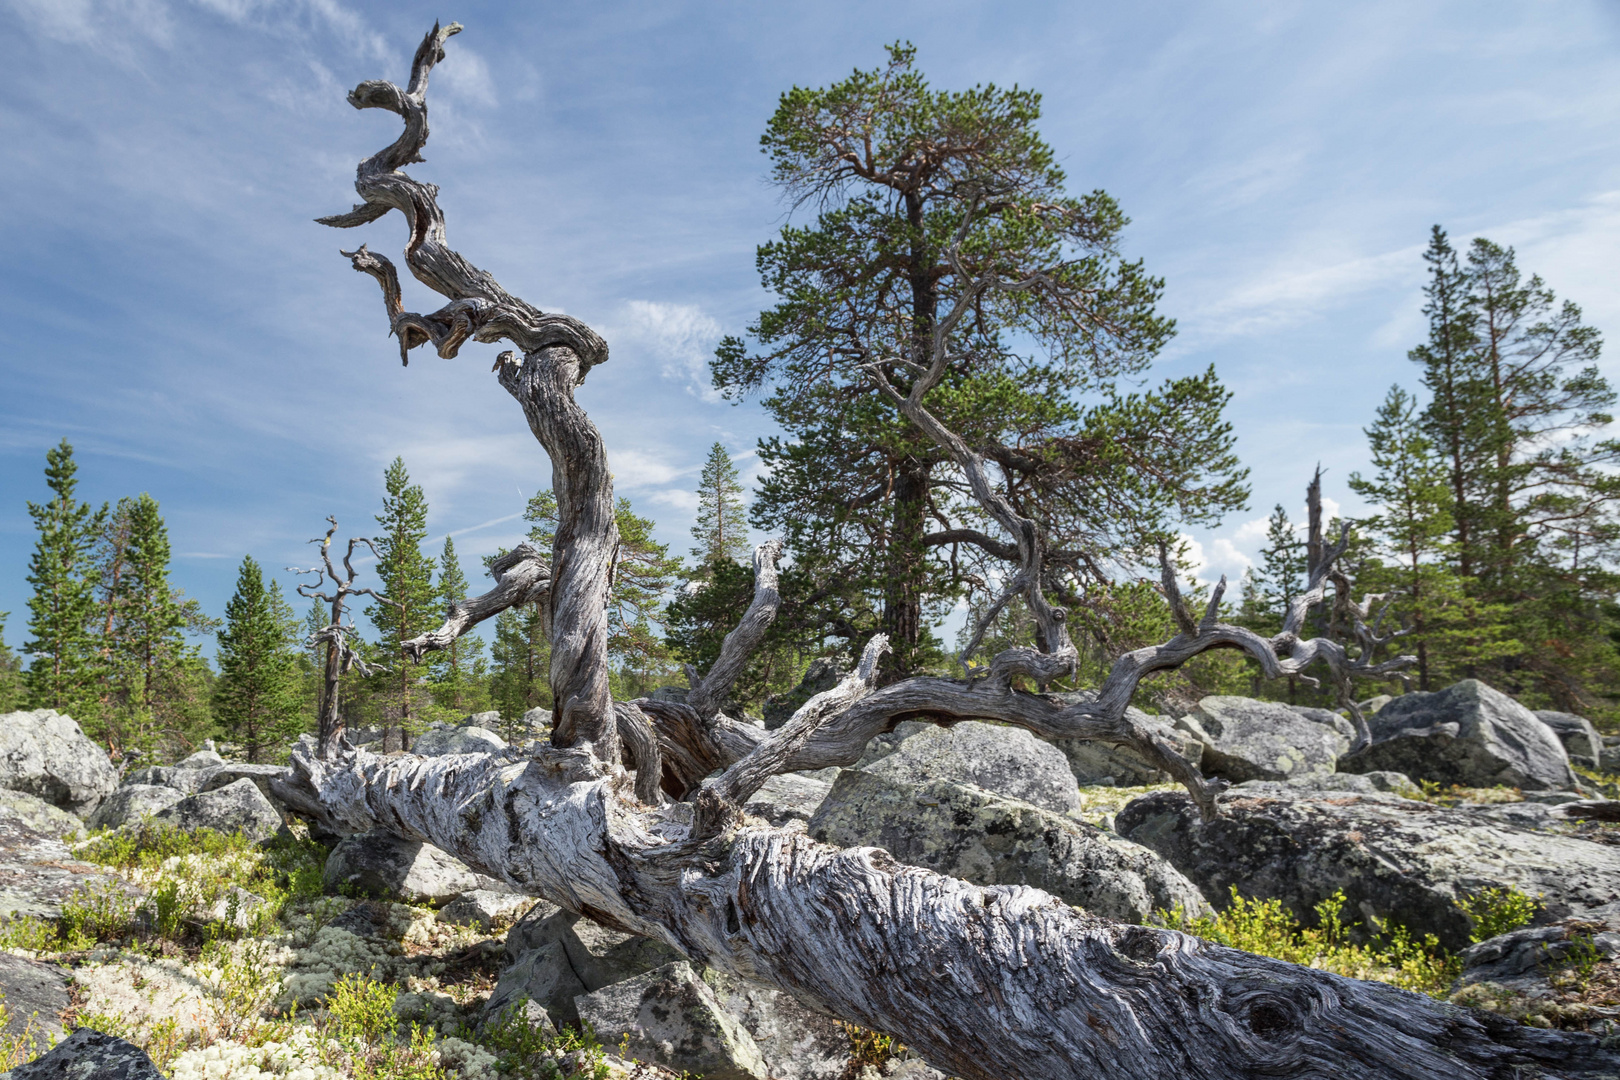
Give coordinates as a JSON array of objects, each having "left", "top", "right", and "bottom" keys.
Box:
[{"left": 2, "top": 0, "right": 1619, "bottom": 658}]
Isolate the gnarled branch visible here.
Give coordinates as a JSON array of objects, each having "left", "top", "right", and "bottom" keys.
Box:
[{"left": 402, "top": 542, "right": 551, "bottom": 662}]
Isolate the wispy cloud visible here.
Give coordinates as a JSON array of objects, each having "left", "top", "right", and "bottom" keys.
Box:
[{"left": 613, "top": 300, "right": 724, "bottom": 402}]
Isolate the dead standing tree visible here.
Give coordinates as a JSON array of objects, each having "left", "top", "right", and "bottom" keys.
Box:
[
  {"left": 273, "top": 23, "right": 1620, "bottom": 1080},
  {"left": 290, "top": 517, "right": 394, "bottom": 757}
]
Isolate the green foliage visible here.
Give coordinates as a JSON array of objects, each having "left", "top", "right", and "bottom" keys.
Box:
[
  {"left": 664, "top": 555, "right": 812, "bottom": 709},
  {"left": 23, "top": 440, "right": 106, "bottom": 717},
  {"left": 473, "top": 1006, "right": 614, "bottom": 1080},
  {"left": 1460, "top": 886, "right": 1542, "bottom": 943},
  {"left": 216, "top": 557, "right": 303, "bottom": 762},
  {"left": 328, "top": 972, "right": 400, "bottom": 1046},
  {"left": 1162, "top": 888, "right": 1459, "bottom": 995},
  {"left": 0, "top": 614, "right": 24, "bottom": 713},
  {"left": 431, "top": 536, "right": 489, "bottom": 715},
  {"left": 369, "top": 458, "right": 439, "bottom": 741},
  {"left": 718, "top": 44, "right": 1244, "bottom": 678}
]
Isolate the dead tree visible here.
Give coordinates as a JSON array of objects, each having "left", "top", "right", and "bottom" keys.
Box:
[
  {"left": 289, "top": 517, "right": 393, "bottom": 756},
  {"left": 274, "top": 24, "right": 1620, "bottom": 1079}
]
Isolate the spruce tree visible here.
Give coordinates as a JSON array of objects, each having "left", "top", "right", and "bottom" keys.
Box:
[
  {"left": 369, "top": 457, "right": 438, "bottom": 745},
  {"left": 432, "top": 536, "right": 488, "bottom": 714},
  {"left": 489, "top": 604, "right": 549, "bottom": 731},
  {"left": 691, "top": 443, "right": 749, "bottom": 567},
  {"left": 216, "top": 557, "right": 301, "bottom": 762},
  {"left": 23, "top": 440, "right": 106, "bottom": 717},
  {"left": 0, "top": 615, "right": 24, "bottom": 713}
]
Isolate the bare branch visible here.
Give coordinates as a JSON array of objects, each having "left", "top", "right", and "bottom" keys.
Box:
[
  {"left": 403, "top": 542, "right": 551, "bottom": 662},
  {"left": 687, "top": 539, "right": 785, "bottom": 719}
]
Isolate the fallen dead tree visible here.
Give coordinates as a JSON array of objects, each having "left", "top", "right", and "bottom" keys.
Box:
[{"left": 275, "top": 22, "right": 1620, "bottom": 1079}]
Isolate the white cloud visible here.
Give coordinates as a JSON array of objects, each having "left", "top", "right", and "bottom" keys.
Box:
[
  {"left": 11, "top": 0, "right": 175, "bottom": 60},
  {"left": 608, "top": 446, "right": 686, "bottom": 489},
  {"left": 1186, "top": 244, "right": 1424, "bottom": 342},
  {"left": 613, "top": 300, "right": 724, "bottom": 402},
  {"left": 647, "top": 488, "right": 699, "bottom": 513},
  {"left": 436, "top": 44, "right": 498, "bottom": 109}
]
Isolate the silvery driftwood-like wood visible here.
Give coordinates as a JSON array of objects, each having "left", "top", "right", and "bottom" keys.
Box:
[{"left": 289, "top": 23, "right": 1618, "bottom": 1079}]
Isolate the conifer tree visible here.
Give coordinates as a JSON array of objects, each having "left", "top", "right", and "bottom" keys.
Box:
[
  {"left": 0, "top": 615, "right": 23, "bottom": 713},
  {"left": 489, "top": 604, "right": 549, "bottom": 730},
  {"left": 691, "top": 443, "right": 749, "bottom": 568},
  {"left": 23, "top": 441, "right": 106, "bottom": 716},
  {"left": 432, "top": 536, "right": 488, "bottom": 714},
  {"left": 368, "top": 457, "right": 438, "bottom": 745},
  {"left": 216, "top": 556, "right": 301, "bottom": 762}
]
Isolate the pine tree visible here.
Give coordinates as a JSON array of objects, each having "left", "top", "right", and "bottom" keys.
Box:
[
  {"left": 489, "top": 604, "right": 549, "bottom": 732},
  {"left": 99, "top": 493, "right": 217, "bottom": 755},
  {"left": 691, "top": 443, "right": 749, "bottom": 568},
  {"left": 0, "top": 615, "right": 24, "bottom": 713},
  {"left": 432, "top": 536, "right": 488, "bottom": 714},
  {"left": 23, "top": 440, "right": 106, "bottom": 717},
  {"left": 368, "top": 457, "right": 439, "bottom": 746},
  {"left": 216, "top": 557, "right": 302, "bottom": 762}
]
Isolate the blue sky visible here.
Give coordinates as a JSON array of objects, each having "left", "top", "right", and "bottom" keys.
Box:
[{"left": 3, "top": 0, "right": 1619, "bottom": 657}]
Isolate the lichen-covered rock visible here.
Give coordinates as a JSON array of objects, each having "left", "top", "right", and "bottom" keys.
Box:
[
  {"left": 1536, "top": 711, "right": 1603, "bottom": 770},
  {"left": 1175, "top": 696, "right": 1349, "bottom": 783},
  {"left": 1050, "top": 691, "right": 1199, "bottom": 787},
  {"left": 1338, "top": 679, "right": 1576, "bottom": 791},
  {"left": 85, "top": 784, "right": 186, "bottom": 831},
  {"left": 484, "top": 941, "right": 588, "bottom": 1030},
  {"left": 1457, "top": 924, "right": 1620, "bottom": 993},
  {"left": 150, "top": 778, "right": 280, "bottom": 842},
  {"left": 0, "top": 953, "right": 70, "bottom": 1057},
  {"left": 173, "top": 749, "right": 225, "bottom": 770},
  {"left": 0, "top": 790, "right": 85, "bottom": 840},
  {"left": 703, "top": 970, "right": 851, "bottom": 1080},
  {"left": 197, "top": 763, "right": 289, "bottom": 810},
  {"left": 121, "top": 765, "right": 213, "bottom": 796},
  {"left": 809, "top": 771, "right": 1209, "bottom": 923},
  {"left": 574, "top": 961, "right": 768, "bottom": 1080},
  {"left": 0, "top": 811, "right": 139, "bottom": 920},
  {"left": 8, "top": 1027, "right": 162, "bottom": 1079},
  {"left": 743, "top": 771, "right": 835, "bottom": 827},
  {"left": 411, "top": 723, "right": 507, "bottom": 756},
  {"left": 860, "top": 720, "right": 1081, "bottom": 814},
  {"left": 439, "top": 889, "right": 535, "bottom": 932},
  {"left": 1233, "top": 771, "right": 1414, "bottom": 796},
  {"left": 1116, "top": 787, "right": 1620, "bottom": 950},
  {"left": 0, "top": 710, "right": 117, "bottom": 817},
  {"left": 323, "top": 830, "right": 504, "bottom": 906},
  {"left": 520, "top": 706, "right": 553, "bottom": 734},
  {"left": 500, "top": 909, "right": 683, "bottom": 1026}
]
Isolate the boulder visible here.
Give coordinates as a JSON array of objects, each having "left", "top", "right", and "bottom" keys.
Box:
[
  {"left": 520, "top": 707, "right": 553, "bottom": 734},
  {"left": 411, "top": 723, "right": 507, "bottom": 757},
  {"left": 0, "top": 791, "right": 85, "bottom": 840},
  {"left": 1050, "top": 691, "right": 1199, "bottom": 786},
  {"left": 763, "top": 657, "right": 846, "bottom": 730},
  {"left": 1233, "top": 771, "right": 1414, "bottom": 796},
  {"left": 498, "top": 908, "right": 683, "bottom": 1027},
  {"left": 1174, "top": 696, "right": 1348, "bottom": 784},
  {"left": 1457, "top": 924, "right": 1620, "bottom": 993},
  {"left": 809, "top": 771, "right": 1209, "bottom": 923},
  {"left": 1116, "top": 788, "right": 1620, "bottom": 950},
  {"left": 439, "top": 890, "right": 536, "bottom": 932},
  {"left": 0, "top": 953, "right": 70, "bottom": 1057},
  {"left": 0, "top": 710, "right": 117, "bottom": 816},
  {"left": 323, "top": 830, "right": 505, "bottom": 906},
  {"left": 85, "top": 785, "right": 186, "bottom": 831},
  {"left": 1338, "top": 680, "right": 1576, "bottom": 791},
  {"left": 0, "top": 809, "right": 140, "bottom": 920},
  {"left": 704, "top": 970, "right": 851, "bottom": 1080},
  {"left": 743, "top": 772, "right": 835, "bottom": 827},
  {"left": 8, "top": 1027, "right": 162, "bottom": 1079},
  {"left": 860, "top": 721, "right": 1081, "bottom": 814},
  {"left": 461, "top": 711, "right": 502, "bottom": 728},
  {"left": 121, "top": 765, "right": 213, "bottom": 796},
  {"left": 1536, "top": 711, "right": 1603, "bottom": 770},
  {"left": 574, "top": 961, "right": 768, "bottom": 1080},
  {"left": 150, "top": 778, "right": 281, "bottom": 843},
  {"left": 484, "top": 941, "right": 587, "bottom": 1030},
  {"left": 173, "top": 749, "right": 225, "bottom": 769}
]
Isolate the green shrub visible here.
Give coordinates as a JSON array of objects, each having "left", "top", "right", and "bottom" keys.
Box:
[{"left": 1460, "top": 886, "right": 1541, "bottom": 943}]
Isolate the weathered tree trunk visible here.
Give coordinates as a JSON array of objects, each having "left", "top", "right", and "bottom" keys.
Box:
[{"left": 301, "top": 25, "right": 1620, "bottom": 1080}]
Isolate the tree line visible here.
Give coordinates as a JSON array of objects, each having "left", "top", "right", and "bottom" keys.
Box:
[{"left": 5, "top": 45, "right": 1618, "bottom": 756}]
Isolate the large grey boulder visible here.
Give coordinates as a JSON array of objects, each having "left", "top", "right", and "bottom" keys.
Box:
[
  {"left": 574, "top": 961, "right": 768, "bottom": 1080},
  {"left": 0, "top": 791, "right": 85, "bottom": 840},
  {"left": 703, "top": 971, "right": 851, "bottom": 1080},
  {"left": 0, "top": 710, "right": 116, "bottom": 817},
  {"left": 439, "top": 890, "right": 536, "bottom": 932},
  {"left": 121, "top": 765, "right": 212, "bottom": 796},
  {"left": 1174, "top": 696, "right": 1349, "bottom": 784},
  {"left": 1338, "top": 680, "right": 1576, "bottom": 791},
  {"left": 323, "top": 830, "right": 504, "bottom": 906},
  {"left": 9, "top": 1027, "right": 162, "bottom": 1079},
  {"left": 85, "top": 785, "right": 185, "bottom": 831},
  {"left": 0, "top": 809, "right": 139, "bottom": 921},
  {"left": 1457, "top": 924, "right": 1620, "bottom": 993},
  {"left": 150, "top": 778, "right": 281, "bottom": 843},
  {"left": 0, "top": 954, "right": 70, "bottom": 1057},
  {"left": 1116, "top": 787, "right": 1620, "bottom": 950},
  {"left": 809, "top": 771, "right": 1209, "bottom": 923},
  {"left": 1050, "top": 691, "right": 1197, "bottom": 786},
  {"left": 198, "top": 763, "right": 287, "bottom": 804},
  {"left": 860, "top": 720, "right": 1081, "bottom": 814},
  {"left": 484, "top": 941, "right": 587, "bottom": 1030},
  {"left": 1536, "top": 711, "right": 1602, "bottom": 770},
  {"left": 499, "top": 909, "right": 683, "bottom": 1027},
  {"left": 743, "top": 772, "right": 835, "bottom": 827},
  {"left": 411, "top": 723, "right": 507, "bottom": 756},
  {"left": 173, "top": 748, "right": 225, "bottom": 769}
]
